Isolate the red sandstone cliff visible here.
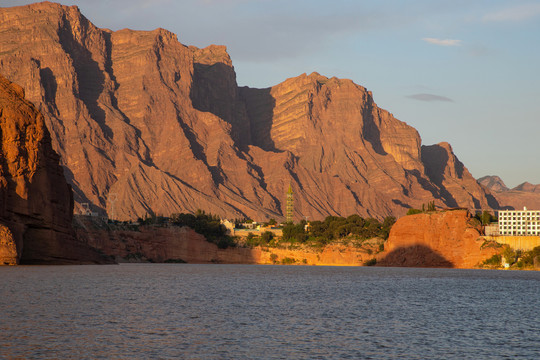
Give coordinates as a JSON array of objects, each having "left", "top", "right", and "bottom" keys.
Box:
[
  {"left": 0, "top": 74, "right": 108, "bottom": 264},
  {"left": 378, "top": 210, "right": 500, "bottom": 268},
  {"left": 0, "top": 2, "right": 498, "bottom": 221}
]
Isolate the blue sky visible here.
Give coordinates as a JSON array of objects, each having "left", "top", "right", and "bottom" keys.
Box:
[{"left": 4, "top": 0, "right": 540, "bottom": 187}]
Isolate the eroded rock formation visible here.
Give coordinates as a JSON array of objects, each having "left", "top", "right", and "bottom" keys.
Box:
[
  {"left": 378, "top": 210, "right": 500, "bottom": 268},
  {"left": 0, "top": 74, "right": 107, "bottom": 264},
  {"left": 0, "top": 2, "right": 498, "bottom": 221}
]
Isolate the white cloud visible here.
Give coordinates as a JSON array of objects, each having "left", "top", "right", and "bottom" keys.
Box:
[
  {"left": 406, "top": 94, "right": 454, "bottom": 102},
  {"left": 422, "top": 38, "right": 462, "bottom": 46},
  {"left": 483, "top": 3, "right": 540, "bottom": 22}
]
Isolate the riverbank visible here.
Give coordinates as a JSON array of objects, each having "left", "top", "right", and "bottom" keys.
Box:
[{"left": 74, "top": 217, "right": 380, "bottom": 266}]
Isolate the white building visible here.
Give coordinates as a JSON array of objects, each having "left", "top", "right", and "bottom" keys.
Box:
[{"left": 498, "top": 207, "right": 540, "bottom": 236}]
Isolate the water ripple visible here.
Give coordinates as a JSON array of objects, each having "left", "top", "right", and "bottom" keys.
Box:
[{"left": 0, "top": 265, "right": 538, "bottom": 359}]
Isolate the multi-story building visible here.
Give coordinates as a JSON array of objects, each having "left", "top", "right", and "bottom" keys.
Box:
[{"left": 498, "top": 207, "right": 540, "bottom": 236}]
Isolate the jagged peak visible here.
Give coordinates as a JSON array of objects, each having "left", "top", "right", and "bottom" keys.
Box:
[{"left": 478, "top": 175, "right": 509, "bottom": 192}]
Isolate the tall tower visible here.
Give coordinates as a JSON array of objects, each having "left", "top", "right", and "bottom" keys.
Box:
[
  {"left": 286, "top": 184, "right": 294, "bottom": 223},
  {"left": 107, "top": 193, "right": 118, "bottom": 220}
]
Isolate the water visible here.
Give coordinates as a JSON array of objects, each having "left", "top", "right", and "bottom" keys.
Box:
[{"left": 0, "top": 265, "right": 538, "bottom": 359}]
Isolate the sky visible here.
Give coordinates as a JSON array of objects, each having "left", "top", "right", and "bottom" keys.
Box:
[{"left": 3, "top": 0, "right": 540, "bottom": 187}]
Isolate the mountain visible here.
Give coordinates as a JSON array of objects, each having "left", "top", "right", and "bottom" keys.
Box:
[
  {"left": 513, "top": 182, "right": 540, "bottom": 193},
  {"left": 478, "top": 176, "right": 540, "bottom": 210},
  {"left": 478, "top": 175, "right": 509, "bottom": 192},
  {"left": 0, "top": 74, "right": 108, "bottom": 264},
  {"left": 0, "top": 2, "right": 498, "bottom": 221}
]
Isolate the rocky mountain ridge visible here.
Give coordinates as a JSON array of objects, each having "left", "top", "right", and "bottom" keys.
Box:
[{"left": 0, "top": 2, "right": 498, "bottom": 221}]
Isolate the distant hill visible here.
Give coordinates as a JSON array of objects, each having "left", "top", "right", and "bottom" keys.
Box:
[
  {"left": 478, "top": 176, "right": 540, "bottom": 210},
  {"left": 478, "top": 175, "right": 509, "bottom": 192},
  {"left": 513, "top": 182, "right": 540, "bottom": 193}
]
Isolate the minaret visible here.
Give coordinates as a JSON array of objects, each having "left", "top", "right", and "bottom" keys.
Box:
[{"left": 286, "top": 184, "right": 294, "bottom": 223}]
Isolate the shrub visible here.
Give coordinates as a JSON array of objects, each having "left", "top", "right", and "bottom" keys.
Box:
[
  {"left": 364, "top": 258, "right": 377, "bottom": 266},
  {"left": 482, "top": 254, "right": 502, "bottom": 266},
  {"left": 260, "top": 231, "right": 274, "bottom": 244},
  {"left": 407, "top": 208, "right": 422, "bottom": 215},
  {"left": 164, "top": 258, "right": 186, "bottom": 263},
  {"left": 281, "top": 257, "right": 296, "bottom": 265}
]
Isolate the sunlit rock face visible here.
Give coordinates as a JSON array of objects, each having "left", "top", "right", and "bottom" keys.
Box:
[
  {"left": 378, "top": 210, "right": 500, "bottom": 268},
  {"left": 0, "top": 74, "right": 107, "bottom": 264},
  {"left": 0, "top": 2, "right": 497, "bottom": 221}
]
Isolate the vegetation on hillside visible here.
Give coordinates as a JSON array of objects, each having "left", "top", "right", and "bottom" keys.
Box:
[
  {"left": 474, "top": 210, "right": 497, "bottom": 225},
  {"left": 406, "top": 201, "right": 436, "bottom": 215},
  {"left": 481, "top": 245, "right": 540, "bottom": 269},
  {"left": 240, "top": 214, "right": 395, "bottom": 252},
  {"left": 135, "top": 209, "right": 395, "bottom": 251},
  {"left": 169, "top": 210, "right": 235, "bottom": 249}
]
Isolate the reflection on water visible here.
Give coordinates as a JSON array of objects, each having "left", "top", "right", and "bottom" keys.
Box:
[{"left": 1, "top": 265, "right": 539, "bottom": 359}]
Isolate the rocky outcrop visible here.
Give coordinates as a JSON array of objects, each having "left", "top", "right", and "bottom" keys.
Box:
[
  {"left": 0, "top": 224, "right": 17, "bottom": 265},
  {"left": 377, "top": 210, "right": 500, "bottom": 268},
  {"left": 0, "top": 74, "right": 108, "bottom": 264},
  {"left": 0, "top": 2, "right": 498, "bottom": 221}
]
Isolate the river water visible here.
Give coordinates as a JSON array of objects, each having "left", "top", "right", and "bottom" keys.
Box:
[{"left": 1, "top": 264, "right": 538, "bottom": 359}]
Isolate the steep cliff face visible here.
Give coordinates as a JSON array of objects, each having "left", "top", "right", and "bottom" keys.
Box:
[
  {"left": 0, "top": 74, "right": 107, "bottom": 264},
  {"left": 0, "top": 2, "right": 498, "bottom": 221},
  {"left": 421, "top": 142, "right": 499, "bottom": 209},
  {"left": 378, "top": 210, "right": 500, "bottom": 268}
]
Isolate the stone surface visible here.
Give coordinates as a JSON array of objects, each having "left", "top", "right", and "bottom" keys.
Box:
[
  {"left": 0, "top": 224, "right": 17, "bottom": 265},
  {"left": 0, "top": 74, "right": 109, "bottom": 264},
  {"left": 0, "top": 2, "right": 498, "bottom": 221},
  {"left": 378, "top": 210, "right": 500, "bottom": 268}
]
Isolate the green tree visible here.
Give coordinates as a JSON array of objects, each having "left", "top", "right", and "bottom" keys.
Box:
[
  {"left": 481, "top": 210, "right": 493, "bottom": 225},
  {"left": 502, "top": 246, "right": 516, "bottom": 265},
  {"left": 282, "top": 223, "right": 307, "bottom": 243},
  {"left": 261, "top": 231, "right": 274, "bottom": 244}
]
